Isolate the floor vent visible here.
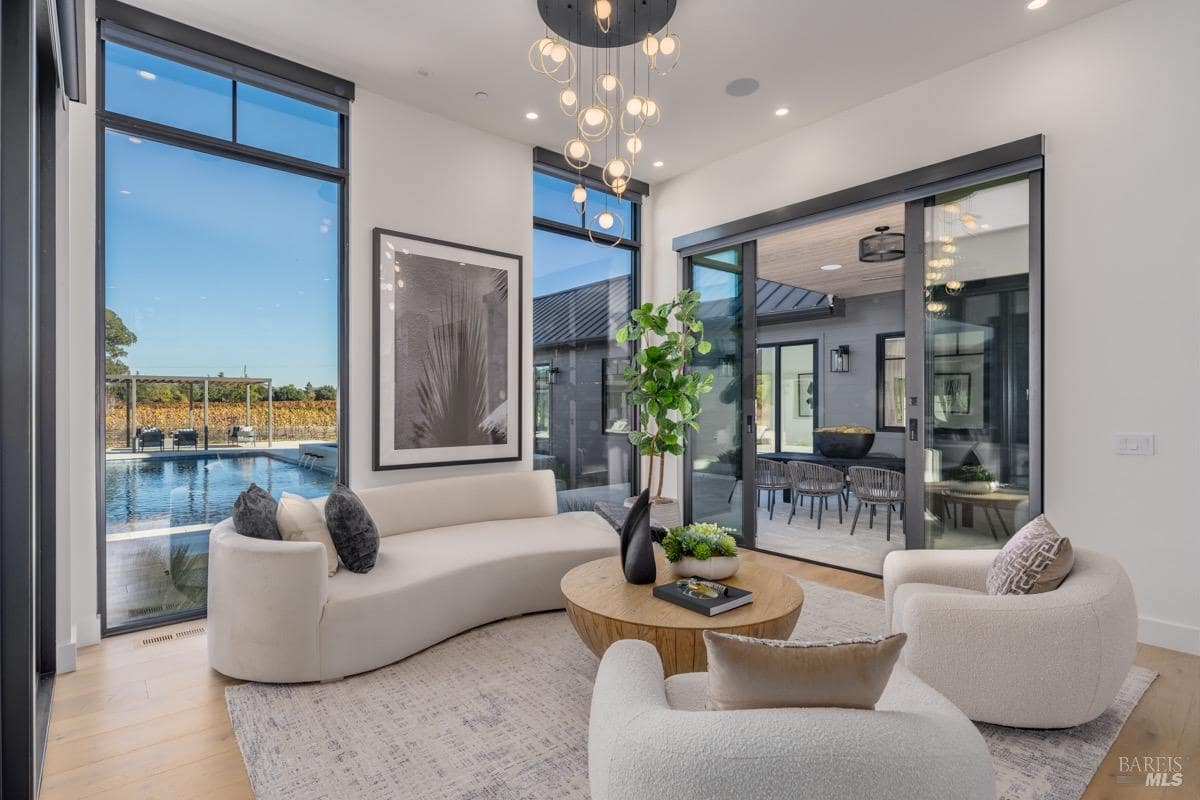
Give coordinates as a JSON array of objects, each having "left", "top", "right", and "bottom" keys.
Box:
[
  {"left": 141, "top": 633, "right": 175, "bottom": 646},
  {"left": 140, "top": 625, "right": 206, "bottom": 646}
]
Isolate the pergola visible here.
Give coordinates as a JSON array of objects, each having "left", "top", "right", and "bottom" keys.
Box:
[{"left": 105, "top": 374, "right": 273, "bottom": 449}]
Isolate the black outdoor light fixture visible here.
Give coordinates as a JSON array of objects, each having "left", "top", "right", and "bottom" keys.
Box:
[
  {"left": 859, "top": 225, "right": 905, "bottom": 262},
  {"left": 830, "top": 345, "right": 851, "bottom": 373}
]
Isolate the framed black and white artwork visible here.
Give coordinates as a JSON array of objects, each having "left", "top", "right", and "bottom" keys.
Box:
[{"left": 372, "top": 229, "right": 522, "bottom": 470}]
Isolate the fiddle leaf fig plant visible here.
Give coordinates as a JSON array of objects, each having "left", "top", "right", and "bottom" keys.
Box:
[{"left": 615, "top": 289, "right": 715, "bottom": 501}]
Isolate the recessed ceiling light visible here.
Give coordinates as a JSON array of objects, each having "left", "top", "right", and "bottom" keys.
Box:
[
  {"left": 820, "top": 263, "right": 842, "bottom": 271},
  {"left": 525, "top": 111, "right": 539, "bottom": 120},
  {"left": 136, "top": 69, "right": 156, "bottom": 80},
  {"left": 1026, "top": 0, "right": 1048, "bottom": 9},
  {"left": 652, "top": 160, "right": 664, "bottom": 167},
  {"left": 474, "top": 90, "right": 489, "bottom": 101},
  {"left": 775, "top": 107, "right": 790, "bottom": 117}
]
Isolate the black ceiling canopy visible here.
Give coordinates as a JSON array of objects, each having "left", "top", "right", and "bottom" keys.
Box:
[{"left": 538, "top": 0, "right": 677, "bottom": 49}]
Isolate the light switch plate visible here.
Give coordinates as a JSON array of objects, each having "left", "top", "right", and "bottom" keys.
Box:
[{"left": 1114, "top": 434, "right": 1155, "bottom": 456}]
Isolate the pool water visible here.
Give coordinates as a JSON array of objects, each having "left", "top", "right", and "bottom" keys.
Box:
[{"left": 105, "top": 454, "right": 335, "bottom": 535}]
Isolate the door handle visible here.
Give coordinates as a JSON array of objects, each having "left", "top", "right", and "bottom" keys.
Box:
[
  {"left": 908, "top": 418, "right": 919, "bottom": 442},
  {"left": 746, "top": 414, "right": 754, "bottom": 434}
]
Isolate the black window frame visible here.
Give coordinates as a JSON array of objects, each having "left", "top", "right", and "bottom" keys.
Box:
[
  {"left": 531, "top": 163, "right": 643, "bottom": 494},
  {"left": 876, "top": 331, "right": 906, "bottom": 432},
  {"left": 754, "top": 339, "right": 820, "bottom": 455},
  {"left": 94, "top": 2, "right": 353, "bottom": 636}
]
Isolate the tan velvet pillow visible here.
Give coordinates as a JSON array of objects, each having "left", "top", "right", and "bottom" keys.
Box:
[
  {"left": 276, "top": 491, "right": 339, "bottom": 577},
  {"left": 703, "top": 631, "right": 906, "bottom": 711}
]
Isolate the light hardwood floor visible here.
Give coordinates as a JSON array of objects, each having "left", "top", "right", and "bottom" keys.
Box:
[{"left": 42, "top": 551, "right": 1198, "bottom": 800}]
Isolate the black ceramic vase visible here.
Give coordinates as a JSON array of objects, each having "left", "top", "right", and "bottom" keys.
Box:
[{"left": 619, "top": 489, "right": 656, "bottom": 584}]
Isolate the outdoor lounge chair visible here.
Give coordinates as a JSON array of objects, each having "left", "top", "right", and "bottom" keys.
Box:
[
  {"left": 229, "top": 426, "right": 257, "bottom": 446},
  {"left": 136, "top": 427, "right": 164, "bottom": 452},
  {"left": 173, "top": 428, "right": 199, "bottom": 449}
]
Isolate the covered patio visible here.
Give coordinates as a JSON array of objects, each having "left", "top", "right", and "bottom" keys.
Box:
[{"left": 105, "top": 373, "right": 274, "bottom": 451}]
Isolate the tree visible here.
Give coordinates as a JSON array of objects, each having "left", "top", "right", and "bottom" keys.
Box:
[
  {"left": 272, "top": 384, "right": 307, "bottom": 401},
  {"left": 615, "top": 290, "right": 714, "bottom": 501},
  {"left": 105, "top": 309, "right": 137, "bottom": 375},
  {"left": 313, "top": 384, "right": 337, "bottom": 401}
]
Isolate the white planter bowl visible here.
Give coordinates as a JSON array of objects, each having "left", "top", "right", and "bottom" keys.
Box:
[
  {"left": 668, "top": 555, "right": 740, "bottom": 581},
  {"left": 950, "top": 480, "right": 998, "bottom": 495}
]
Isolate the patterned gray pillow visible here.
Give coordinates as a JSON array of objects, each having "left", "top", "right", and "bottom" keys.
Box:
[
  {"left": 232, "top": 483, "right": 281, "bottom": 540},
  {"left": 324, "top": 484, "right": 379, "bottom": 574},
  {"left": 986, "top": 515, "right": 1074, "bottom": 595}
]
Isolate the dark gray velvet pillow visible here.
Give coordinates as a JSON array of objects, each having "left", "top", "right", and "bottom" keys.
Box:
[
  {"left": 324, "top": 484, "right": 379, "bottom": 573},
  {"left": 232, "top": 483, "right": 281, "bottom": 540}
]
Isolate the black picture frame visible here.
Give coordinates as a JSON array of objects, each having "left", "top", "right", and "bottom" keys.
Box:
[
  {"left": 933, "top": 372, "right": 972, "bottom": 415},
  {"left": 372, "top": 228, "right": 523, "bottom": 471}
]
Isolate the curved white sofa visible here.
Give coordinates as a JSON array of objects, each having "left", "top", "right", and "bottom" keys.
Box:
[
  {"left": 207, "top": 470, "right": 617, "bottom": 682},
  {"left": 884, "top": 546, "right": 1137, "bottom": 728},
  {"left": 589, "top": 640, "right": 994, "bottom": 800}
]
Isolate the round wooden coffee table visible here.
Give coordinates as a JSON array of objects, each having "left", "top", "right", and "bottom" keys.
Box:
[{"left": 561, "top": 552, "right": 805, "bottom": 676}]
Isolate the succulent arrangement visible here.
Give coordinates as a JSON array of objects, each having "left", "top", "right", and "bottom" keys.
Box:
[{"left": 662, "top": 523, "right": 738, "bottom": 563}]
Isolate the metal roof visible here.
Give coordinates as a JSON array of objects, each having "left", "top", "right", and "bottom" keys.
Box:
[{"left": 533, "top": 277, "right": 830, "bottom": 348}]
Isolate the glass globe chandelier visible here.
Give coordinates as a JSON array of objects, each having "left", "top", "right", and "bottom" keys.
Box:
[{"left": 530, "top": 0, "right": 680, "bottom": 246}]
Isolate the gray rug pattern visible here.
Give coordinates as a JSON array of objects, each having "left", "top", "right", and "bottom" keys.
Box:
[{"left": 227, "top": 580, "right": 1155, "bottom": 800}]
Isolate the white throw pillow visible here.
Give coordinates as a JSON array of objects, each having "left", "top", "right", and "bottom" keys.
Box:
[{"left": 276, "top": 491, "right": 339, "bottom": 576}]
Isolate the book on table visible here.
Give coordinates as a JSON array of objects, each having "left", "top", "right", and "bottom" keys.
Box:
[{"left": 653, "top": 578, "right": 754, "bottom": 616}]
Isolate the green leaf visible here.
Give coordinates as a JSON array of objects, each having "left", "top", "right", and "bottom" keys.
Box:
[{"left": 696, "top": 340, "right": 712, "bottom": 355}]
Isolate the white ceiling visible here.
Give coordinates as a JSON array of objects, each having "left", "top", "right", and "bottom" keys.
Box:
[{"left": 124, "top": 0, "right": 1128, "bottom": 180}]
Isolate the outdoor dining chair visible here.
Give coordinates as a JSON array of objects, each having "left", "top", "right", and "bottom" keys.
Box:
[
  {"left": 847, "top": 466, "right": 905, "bottom": 540},
  {"left": 786, "top": 461, "right": 845, "bottom": 529},
  {"left": 754, "top": 458, "right": 790, "bottom": 520}
]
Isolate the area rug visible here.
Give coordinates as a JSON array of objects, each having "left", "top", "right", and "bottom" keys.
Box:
[{"left": 226, "top": 580, "right": 1155, "bottom": 800}]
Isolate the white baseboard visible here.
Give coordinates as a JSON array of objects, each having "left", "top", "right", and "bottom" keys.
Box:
[
  {"left": 1139, "top": 615, "right": 1200, "bottom": 655},
  {"left": 76, "top": 613, "right": 102, "bottom": 647},
  {"left": 57, "top": 641, "right": 77, "bottom": 674}
]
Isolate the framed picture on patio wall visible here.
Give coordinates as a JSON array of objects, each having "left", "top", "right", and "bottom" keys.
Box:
[{"left": 372, "top": 229, "right": 522, "bottom": 470}]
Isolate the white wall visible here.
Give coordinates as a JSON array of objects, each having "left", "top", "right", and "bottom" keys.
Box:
[
  {"left": 61, "top": 2, "right": 537, "bottom": 655},
  {"left": 348, "top": 90, "right": 533, "bottom": 488},
  {"left": 650, "top": 0, "right": 1200, "bottom": 653}
]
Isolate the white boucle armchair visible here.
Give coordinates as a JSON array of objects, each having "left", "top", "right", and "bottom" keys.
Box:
[
  {"left": 588, "top": 640, "right": 994, "bottom": 800},
  {"left": 884, "top": 547, "right": 1137, "bottom": 728}
]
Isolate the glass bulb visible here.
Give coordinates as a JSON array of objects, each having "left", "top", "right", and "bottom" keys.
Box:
[
  {"left": 926, "top": 270, "right": 944, "bottom": 282},
  {"left": 567, "top": 139, "right": 587, "bottom": 159},
  {"left": 571, "top": 185, "right": 587, "bottom": 204},
  {"left": 598, "top": 211, "right": 615, "bottom": 229},
  {"left": 942, "top": 243, "right": 957, "bottom": 254},
  {"left": 625, "top": 96, "right": 643, "bottom": 116},
  {"left": 943, "top": 203, "right": 959, "bottom": 215},
  {"left": 595, "top": 0, "right": 612, "bottom": 20},
  {"left": 641, "top": 35, "right": 659, "bottom": 56},
  {"left": 549, "top": 43, "right": 568, "bottom": 63},
  {"left": 642, "top": 98, "right": 658, "bottom": 116},
  {"left": 560, "top": 87, "right": 577, "bottom": 106},
  {"left": 946, "top": 280, "right": 964, "bottom": 290},
  {"left": 583, "top": 106, "right": 605, "bottom": 127},
  {"left": 606, "top": 158, "right": 627, "bottom": 177},
  {"left": 927, "top": 301, "right": 947, "bottom": 313},
  {"left": 625, "top": 135, "right": 642, "bottom": 154},
  {"left": 611, "top": 176, "right": 628, "bottom": 195},
  {"left": 659, "top": 35, "right": 677, "bottom": 55},
  {"left": 600, "top": 73, "right": 618, "bottom": 92}
]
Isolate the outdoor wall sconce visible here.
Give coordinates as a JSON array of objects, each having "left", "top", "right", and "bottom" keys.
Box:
[
  {"left": 830, "top": 345, "right": 850, "bottom": 373},
  {"left": 547, "top": 366, "right": 562, "bottom": 384}
]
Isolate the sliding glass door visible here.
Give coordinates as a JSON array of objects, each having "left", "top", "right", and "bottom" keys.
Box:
[
  {"left": 906, "top": 173, "right": 1041, "bottom": 549},
  {"left": 684, "top": 244, "right": 757, "bottom": 545}
]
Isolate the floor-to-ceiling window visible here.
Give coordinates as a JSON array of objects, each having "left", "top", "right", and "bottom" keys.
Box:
[
  {"left": 97, "top": 13, "right": 350, "bottom": 633},
  {"left": 532, "top": 169, "right": 639, "bottom": 509}
]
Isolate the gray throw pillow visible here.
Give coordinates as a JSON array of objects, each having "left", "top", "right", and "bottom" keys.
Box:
[
  {"left": 324, "top": 484, "right": 379, "bottom": 573},
  {"left": 232, "top": 483, "right": 281, "bottom": 540},
  {"left": 986, "top": 514, "right": 1073, "bottom": 595}
]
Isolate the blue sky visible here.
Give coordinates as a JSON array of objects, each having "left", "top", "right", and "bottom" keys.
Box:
[{"left": 104, "top": 44, "right": 340, "bottom": 387}]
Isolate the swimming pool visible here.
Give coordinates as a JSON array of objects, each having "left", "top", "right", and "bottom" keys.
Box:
[{"left": 105, "top": 453, "right": 335, "bottom": 535}]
